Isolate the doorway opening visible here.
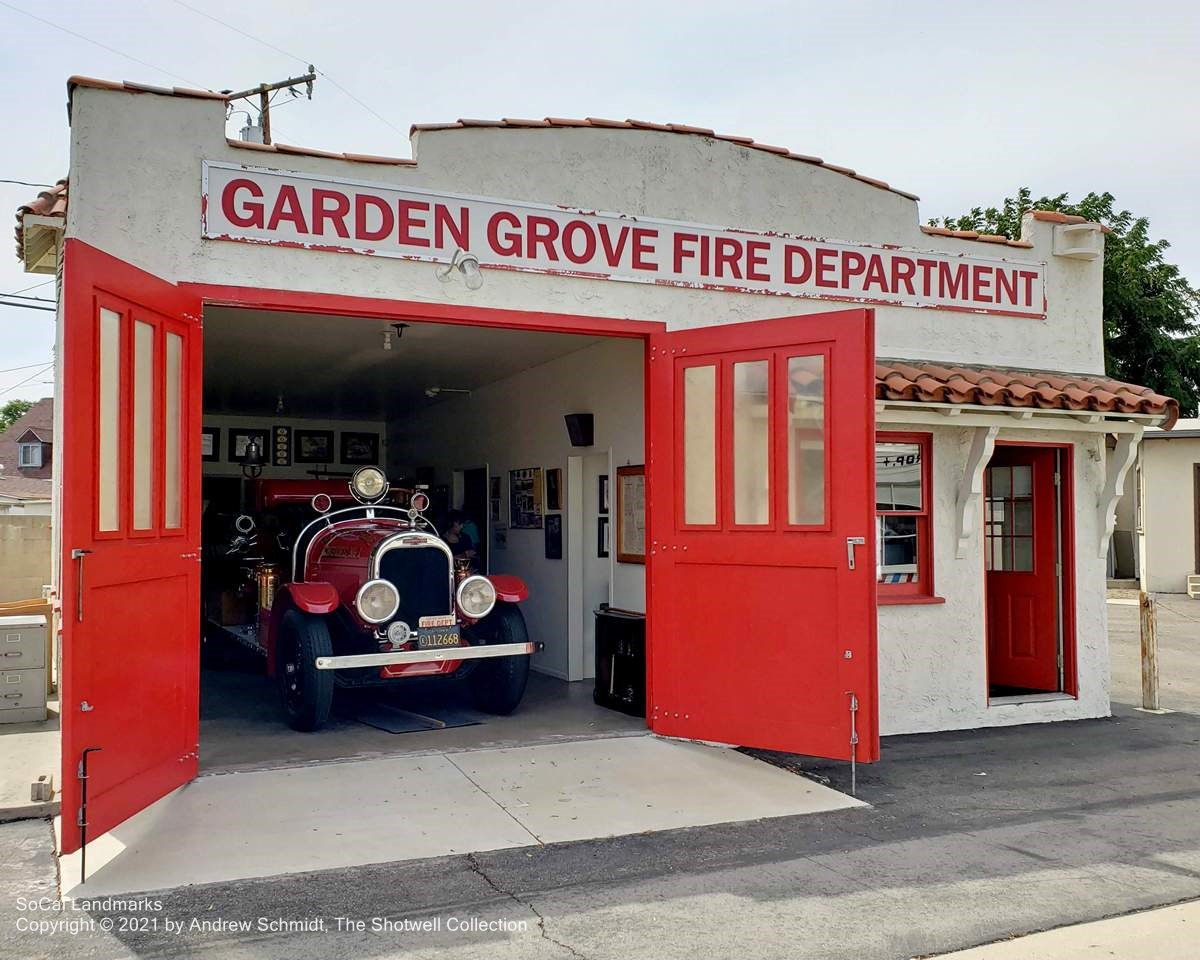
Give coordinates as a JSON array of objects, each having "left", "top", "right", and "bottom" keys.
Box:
[{"left": 984, "top": 443, "right": 1076, "bottom": 700}]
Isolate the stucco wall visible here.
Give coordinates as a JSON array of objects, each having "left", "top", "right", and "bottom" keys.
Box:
[
  {"left": 387, "top": 338, "right": 645, "bottom": 680},
  {"left": 66, "top": 87, "right": 1105, "bottom": 374},
  {"left": 0, "top": 515, "right": 52, "bottom": 602},
  {"left": 878, "top": 426, "right": 1111, "bottom": 735},
  {"left": 1138, "top": 436, "right": 1199, "bottom": 593}
]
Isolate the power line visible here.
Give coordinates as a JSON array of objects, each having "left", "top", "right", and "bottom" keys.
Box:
[
  {"left": 0, "top": 299, "right": 56, "bottom": 314},
  {"left": 0, "top": 363, "right": 55, "bottom": 397},
  {"left": 5, "top": 280, "right": 53, "bottom": 296},
  {"left": 0, "top": 179, "right": 53, "bottom": 188},
  {"left": 170, "top": 0, "right": 408, "bottom": 140},
  {"left": 0, "top": 0, "right": 199, "bottom": 87},
  {"left": 0, "top": 293, "right": 55, "bottom": 304},
  {"left": 0, "top": 360, "right": 53, "bottom": 376}
]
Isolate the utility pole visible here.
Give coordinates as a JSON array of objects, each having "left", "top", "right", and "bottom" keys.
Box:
[{"left": 224, "top": 66, "right": 316, "bottom": 145}]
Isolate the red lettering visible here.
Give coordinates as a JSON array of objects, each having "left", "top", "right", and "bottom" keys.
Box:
[
  {"left": 699, "top": 235, "right": 711, "bottom": 276},
  {"left": 890, "top": 256, "right": 916, "bottom": 295},
  {"left": 311, "top": 189, "right": 350, "bottom": 238},
  {"left": 673, "top": 232, "right": 698, "bottom": 273},
  {"left": 995, "top": 268, "right": 1018, "bottom": 305},
  {"left": 487, "top": 211, "right": 522, "bottom": 257},
  {"left": 354, "top": 194, "right": 393, "bottom": 242},
  {"left": 434, "top": 204, "right": 469, "bottom": 250},
  {"left": 841, "top": 251, "right": 867, "bottom": 288},
  {"left": 221, "top": 178, "right": 264, "bottom": 229},
  {"left": 1018, "top": 270, "right": 1038, "bottom": 307},
  {"left": 784, "top": 245, "right": 812, "bottom": 284},
  {"left": 398, "top": 200, "right": 430, "bottom": 247},
  {"left": 745, "top": 240, "right": 770, "bottom": 282},
  {"left": 815, "top": 248, "right": 838, "bottom": 288},
  {"left": 631, "top": 228, "right": 657, "bottom": 271},
  {"left": 863, "top": 254, "right": 888, "bottom": 293},
  {"left": 599, "top": 223, "right": 631, "bottom": 267},
  {"left": 561, "top": 220, "right": 597, "bottom": 265},
  {"left": 971, "top": 264, "right": 993, "bottom": 303},
  {"left": 714, "top": 237, "right": 743, "bottom": 279},
  {"left": 266, "top": 185, "right": 308, "bottom": 233},
  {"left": 938, "top": 261, "right": 969, "bottom": 300},
  {"left": 527, "top": 216, "right": 559, "bottom": 260},
  {"left": 916, "top": 259, "right": 937, "bottom": 296}
]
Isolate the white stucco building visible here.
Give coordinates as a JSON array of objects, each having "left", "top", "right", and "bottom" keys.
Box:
[
  {"left": 1136, "top": 419, "right": 1200, "bottom": 595},
  {"left": 15, "top": 76, "right": 1179, "bottom": 854}
]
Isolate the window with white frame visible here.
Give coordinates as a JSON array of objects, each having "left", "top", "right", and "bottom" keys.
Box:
[{"left": 17, "top": 442, "right": 43, "bottom": 468}]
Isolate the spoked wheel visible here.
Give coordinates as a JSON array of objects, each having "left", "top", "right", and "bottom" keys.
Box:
[
  {"left": 277, "top": 608, "right": 334, "bottom": 732},
  {"left": 467, "top": 603, "right": 531, "bottom": 715}
]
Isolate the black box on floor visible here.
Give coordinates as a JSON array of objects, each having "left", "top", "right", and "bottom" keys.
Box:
[{"left": 593, "top": 605, "right": 646, "bottom": 718}]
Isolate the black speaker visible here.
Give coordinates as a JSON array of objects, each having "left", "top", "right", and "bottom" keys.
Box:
[{"left": 564, "top": 413, "right": 594, "bottom": 447}]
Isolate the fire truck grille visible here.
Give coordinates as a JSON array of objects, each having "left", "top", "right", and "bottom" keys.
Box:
[{"left": 379, "top": 547, "right": 454, "bottom": 625}]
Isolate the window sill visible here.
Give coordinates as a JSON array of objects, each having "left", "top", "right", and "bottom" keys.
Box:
[{"left": 877, "top": 594, "right": 946, "bottom": 606}]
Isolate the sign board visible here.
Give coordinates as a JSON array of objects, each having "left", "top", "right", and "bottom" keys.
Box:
[{"left": 202, "top": 161, "right": 1047, "bottom": 318}]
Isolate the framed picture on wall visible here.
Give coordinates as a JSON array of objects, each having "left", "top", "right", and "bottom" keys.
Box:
[
  {"left": 295, "top": 429, "right": 335, "bottom": 463},
  {"left": 546, "top": 468, "right": 563, "bottom": 511},
  {"left": 201, "top": 427, "right": 220, "bottom": 462},
  {"left": 616, "top": 464, "right": 646, "bottom": 564},
  {"left": 597, "top": 515, "right": 610, "bottom": 558},
  {"left": 599, "top": 474, "right": 610, "bottom": 514},
  {"left": 489, "top": 475, "right": 502, "bottom": 522},
  {"left": 544, "top": 513, "right": 563, "bottom": 559},
  {"left": 228, "top": 428, "right": 268, "bottom": 463},
  {"left": 271, "top": 425, "right": 292, "bottom": 467},
  {"left": 509, "top": 467, "right": 544, "bottom": 529},
  {"left": 340, "top": 431, "right": 379, "bottom": 465}
]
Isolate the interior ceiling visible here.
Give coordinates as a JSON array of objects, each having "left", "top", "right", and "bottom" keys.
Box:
[{"left": 203, "top": 308, "right": 605, "bottom": 420}]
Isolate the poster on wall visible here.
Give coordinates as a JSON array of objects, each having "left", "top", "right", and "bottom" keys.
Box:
[
  {"left": 545, "top": 514, "right": 563, "bottom": 559},
  {"left": 616, "top": 465, "right": 646, "bottom": 564},
  {"left": 598, "top": 475, "right": 609, "bottom": 514},
  {"left": 201, "top": 427, "right": 220, "bottom": 462},
  {"left": 509, "top": 468, "right": 544, "bottom": 529},
  {"left": 546, "top": 468, "right": 563, "bottom": 512},
  {"left": 295, "top": 429, "right": 335, "bottom": 463},
  {"left": 597, "top": 516, "right": 610, "bottom": 558},
  {"left": 489, "top": 475, "right": 503, "bottom": 522}
]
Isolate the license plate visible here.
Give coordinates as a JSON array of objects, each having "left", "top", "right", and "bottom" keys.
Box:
[{"left": 417, "top": 625, "right": 462, "bottom": 650}]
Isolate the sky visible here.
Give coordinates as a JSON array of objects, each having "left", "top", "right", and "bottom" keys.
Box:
[{"left": 1, "top": 0, "right": 1198, "bottom": 403}]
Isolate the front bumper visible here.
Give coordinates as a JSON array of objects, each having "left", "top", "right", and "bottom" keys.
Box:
[{"left": 314, "top": 641, "right": 540, "bottom": 671}]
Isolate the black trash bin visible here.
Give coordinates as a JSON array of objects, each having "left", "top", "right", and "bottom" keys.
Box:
[{"left": 593, "top": 605, "right": 646, "bottom": 718}]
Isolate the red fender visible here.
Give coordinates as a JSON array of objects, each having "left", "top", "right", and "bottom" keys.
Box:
[
  {"left": 265, "top": 582, "right": 341, "bottom": 677},
  {"left": 488, "top": 574, "right": 528, "bottom": 603}
]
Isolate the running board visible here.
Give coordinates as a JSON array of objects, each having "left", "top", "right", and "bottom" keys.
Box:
[{"left": 314, "top": 641, "right": 539, "bottom": 670}]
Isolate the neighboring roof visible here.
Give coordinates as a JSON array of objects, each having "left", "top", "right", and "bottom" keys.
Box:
[
  {"left": 0, "top": 476, "right": 52, "bottom": 501},
  {"left": 15, "top": 427, "right": 51, "bottom": 443},
  {"left": 13, "top": 178, "right": 67, "bottom": 262},
  {"left": 876, "top": 361, "right": 1179, "bottom": 427},
  {"left": 0, "top": 398, "right": 55, "bottom": 477},
  {"left": 1145, "top": 417, "right": 1200, "bottom": 439}
]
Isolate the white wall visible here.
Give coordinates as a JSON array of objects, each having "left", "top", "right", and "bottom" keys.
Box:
[
  {"left": 878, "top": 425, "right": 1111, "bottom": 735},
  {"left": 1138, "top": 434, "right": 1199, "bottom": 593},
  {"left": 67, "top": 88, "right": 1105, "bottom": 375},
  {"left": 387, "top": 338, "right": 645, "bottom": 679},
  {"left": 200, "top": 414, "right": 386, "bottom": 480}
]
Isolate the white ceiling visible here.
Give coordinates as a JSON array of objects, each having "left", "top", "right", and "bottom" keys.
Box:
[{"left": 202, "top": 308, "right": 605, "bottom": 419}]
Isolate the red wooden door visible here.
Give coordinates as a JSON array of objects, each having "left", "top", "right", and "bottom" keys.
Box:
[
  {"left": 985, "top": 446, "right": 1060, "bottom": 692},
  {"left": 59, "top": 241, "right": 203, "bottom": 854},
  {"left": 647, "top": 309, "right": 878, "bottom": 761}
]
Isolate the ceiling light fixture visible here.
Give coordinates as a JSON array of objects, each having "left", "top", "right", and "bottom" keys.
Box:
[
  {"left": 382, "top": 322, "right": 409, "bottom": 351},
  {"left": 436, "top": 248, "right": 484, "bottom": 291},
  {"left": 424, "top": 386, "right": 473, "bottom": 399}
]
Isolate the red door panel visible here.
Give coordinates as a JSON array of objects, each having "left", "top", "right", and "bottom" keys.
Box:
[
  {"left": 647, "top": 309, "right": 877, "bottom": 761},
  {"left": 985, "top": 446, "right": 1059, "bottom": 691},
  {"left": 59, "top": 240, "right": 202, "bottom": 854}
]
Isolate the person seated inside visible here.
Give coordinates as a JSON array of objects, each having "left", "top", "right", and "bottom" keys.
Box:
[{"left": 444, "top": 509, "right": 477, "bottom": 559}]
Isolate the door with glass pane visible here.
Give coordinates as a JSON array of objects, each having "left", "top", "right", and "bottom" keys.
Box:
[
  {"left": 647, "top": 309, "right": 877, "bottom": 761},
  {"left": 59, "top": 241, "right": 202, "bottom": 855},
  {"left": 984, "top": 445, "right": 1061, "bottom": 693}
]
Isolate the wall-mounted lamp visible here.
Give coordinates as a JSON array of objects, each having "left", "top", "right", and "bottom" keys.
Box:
[
  {"left": 241, "top": 438, "right": 264, "bottom": 479},
  {"left": 424, "top": 386, "right": 473, "bottom": 400},
  {"left": 437, "top": 248, "right": 484, "bottom": 291}
]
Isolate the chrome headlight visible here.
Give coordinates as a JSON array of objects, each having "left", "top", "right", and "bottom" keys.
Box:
[
  {"left": 350, "top": 466, "right": 388, "bottom": 503},
  {"left": 355, "top": 579, "right": 400, "bottom": 624},
  {"left": 456, "top": 575, "right": 497, "bottom": 619}
]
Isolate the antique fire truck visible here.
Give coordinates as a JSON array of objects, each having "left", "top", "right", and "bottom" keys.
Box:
[{"left": 203, "top": 466, "right": 535, "bottom": 731}]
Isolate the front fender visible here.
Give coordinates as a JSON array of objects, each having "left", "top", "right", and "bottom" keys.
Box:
[
  {"left": 488, "top": 574, "right": 528, "bottom": 603},
  {"left": 265, "top": 582, "right": 341, "bottom": 677}
]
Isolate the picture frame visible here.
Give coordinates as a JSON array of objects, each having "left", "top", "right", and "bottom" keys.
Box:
[
  {"left": 597, "top": 516, "right": 610, "bottom": 558},
  {"left": 271, "top": 425, "right": 292, "bottom": 467},
  {"left": 546, "top": 468, "right": 563, "bottom": 511},
  {"left": 509, "top": 467, "right": 544, "bottom": 529},
  {"left": 599, "top": 474, "right": 609, "bottom": 515},
  {"left": 295, "top": 429, "right": 335, "bottom": 463},
  {"left": 340, "top": 431, "right": 379, "bottom": 465},
  {"left": 228, "top": 427, "right": 268, "bottom": 464},
  {"left": 200, "top": 427, "right": 220, "bottom": 462},
  {"left": 616, "top": 464, "right": 646, "bottom": 564},
  {"left": 544, "top": 513, "right": 563, "bottom": 559},
  {"left": 489, "top": 475, "right": 503, "bottom": 523}
]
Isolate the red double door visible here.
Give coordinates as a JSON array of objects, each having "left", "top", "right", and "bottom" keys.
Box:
[{"left": 59, "top": 239, "right": 878, "bottom": 855}]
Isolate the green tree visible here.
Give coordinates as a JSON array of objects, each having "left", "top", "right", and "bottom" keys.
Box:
[
  {"left": 0, "top": 398, "right": 34, "bottom": 434},
  {"left": 931, "top": 188, "right": 1200, "bottom": 417}
]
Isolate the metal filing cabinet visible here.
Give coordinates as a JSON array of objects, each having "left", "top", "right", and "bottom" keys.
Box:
[{"left": 0, "top": 614, "right": 48, "bottom": 723}]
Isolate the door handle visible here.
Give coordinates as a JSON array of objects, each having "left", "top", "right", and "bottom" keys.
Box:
[
  {"left": 71, "top": 548, "right": 92, "bottom": 622},
  {"left": 846, "top": 537, "right": 866, "bottom": 570}
]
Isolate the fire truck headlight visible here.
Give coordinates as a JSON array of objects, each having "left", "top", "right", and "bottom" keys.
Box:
[
  {"left": 356, "top": 579, "right": 400, "bottom": 624},
  {"left": 456, "top": 576, "right": 497, "bottom": 619},
  {"left": 350, "top": 466, "right": 388, "bottom": 503}
]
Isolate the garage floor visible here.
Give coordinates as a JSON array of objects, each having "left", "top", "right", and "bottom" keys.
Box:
[
  {"left": 200, "top": 665, "right": 646, "bottom": 773},
  {"left": 58, "top": 734, "right": 862, "bottom": 897}
]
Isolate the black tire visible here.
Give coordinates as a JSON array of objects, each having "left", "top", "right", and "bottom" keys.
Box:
[
  {"left": 467, "top": 604, "right": 531, "bottom": 715},
  {"left": 277, "top": 608, "right": 335, "bottom": 732}
]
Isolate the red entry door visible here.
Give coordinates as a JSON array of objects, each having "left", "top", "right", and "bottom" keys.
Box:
[
  {"left": 985, "top": 446, "right": 1060, "bottom": 692},
  {"left": 59, "top": 241, "right": 203, "bottom": 854},
  {"left": 647, "top": 309, "right": 878, "bottom": 761}
]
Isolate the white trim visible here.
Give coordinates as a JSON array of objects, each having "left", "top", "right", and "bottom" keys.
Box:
[
  {"left": 878, "top": 402, "right": 1155, "bottom": 434},
  {"left": 1097, "top": 431, "right": 1141, "bottom": 560},
  {"left": 955, "top": 426, "right": 999, "bottom": 560}
]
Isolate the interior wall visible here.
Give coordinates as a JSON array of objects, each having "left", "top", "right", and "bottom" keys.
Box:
[
  {"left": 388, "top": 337, "right": 645, "bottom": 680},
  {"left": 200, "top": 414, "right": 387, "bottom": 480}
]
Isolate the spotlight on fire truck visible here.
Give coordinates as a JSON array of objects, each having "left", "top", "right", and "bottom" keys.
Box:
[{"left": 350, "top": 466, "right": 389, "bottom": 504}]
